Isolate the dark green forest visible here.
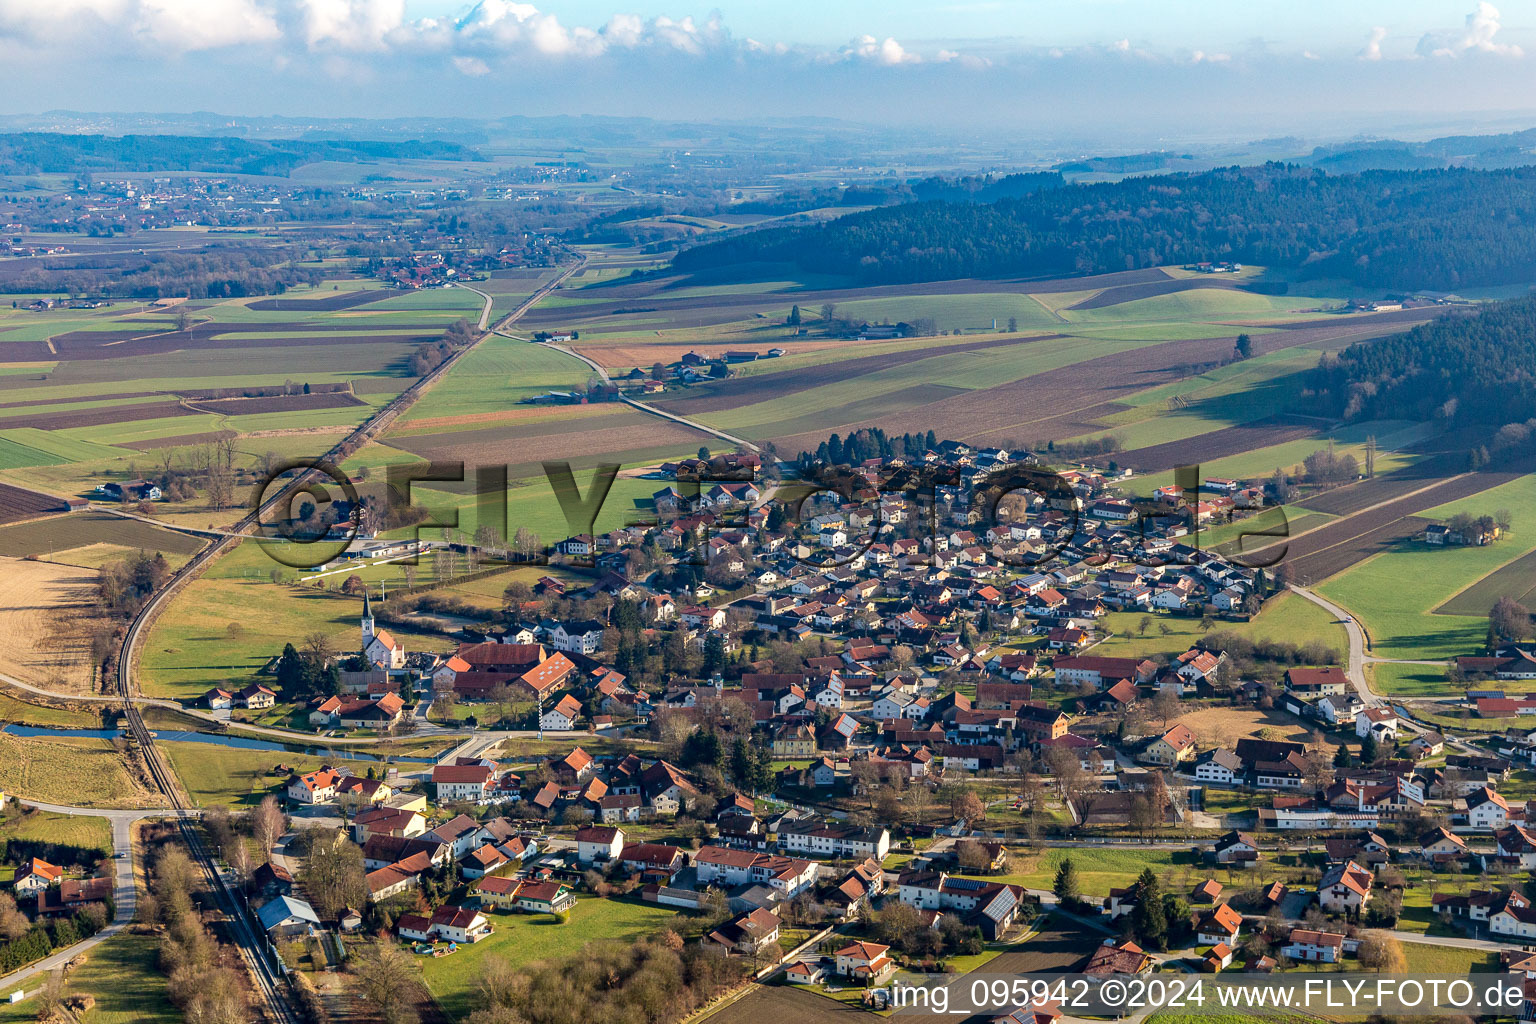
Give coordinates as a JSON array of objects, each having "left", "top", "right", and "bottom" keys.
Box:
[
  {"left": 675, "top": 163, "right": 1536, "bottom": 291},
  {"left": 1310, "top": 294, "right": 1536, "bottom": 427}
]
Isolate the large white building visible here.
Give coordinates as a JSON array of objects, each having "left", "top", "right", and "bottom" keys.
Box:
[{"left": 693, "top": 845, "right": 818, "bottom": 896}]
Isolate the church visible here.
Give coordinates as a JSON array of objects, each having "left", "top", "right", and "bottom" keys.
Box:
[{"left": 361, "top": 590, "right": 407, "bottom": 670}]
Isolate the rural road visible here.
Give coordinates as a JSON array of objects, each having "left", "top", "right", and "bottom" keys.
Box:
[
  {"left": 1288, "top": 585, "right": 1376, "bottom": 706},
  {"left": 454, "top": 283, "right": 495, "bottom": 331},
  {"left": 0, "top": 800, "right": 166, "bottom": 1002}
]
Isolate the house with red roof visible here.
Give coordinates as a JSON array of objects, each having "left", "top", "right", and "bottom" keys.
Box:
[{"left": 833, "top": 940, "right": 893, "bottom": 982}]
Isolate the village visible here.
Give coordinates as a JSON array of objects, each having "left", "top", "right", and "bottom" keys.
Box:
[{"left": 7, "top": 436, "right": 1533, "bottom": 1021}]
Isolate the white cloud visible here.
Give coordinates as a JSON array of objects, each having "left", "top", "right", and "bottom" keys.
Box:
[
  {"left": 0, "top": 0, "right": 278, "bottom": 49},
  {"left": 1190, "top": 50, "right": 1229, "bottom": 63},
  {"left": 1110, "top": 38, "right": 1129, "bottom": 52},
  {"left": 1418, "top": 2, "right": 1522, "bottom": 58},
  {"left": 1359, "top": 25, "right": 1387, "bottom": 61},
  {"left": 297, "top": 0, "right": 406, "bottom": 50},
  {"left": 140, "top": 0, "right": 280, "bottom": 49},
  {"left": 451, "top": 54, "right": 489, "bottom": 75},
  {"left": 840, "top": 34, "right": 918, "bottom": 65}
]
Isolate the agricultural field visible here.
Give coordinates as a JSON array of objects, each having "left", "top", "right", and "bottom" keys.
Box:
[
  {"left": 418, "top": 896, "right": 680, "bottom": 1021},
  {"left": 0, "top": 555, "right": 113, "bottom": 694},
  {"left": 0, "top": 511, "right": 207, "bottom": 559},
  {"left": 0, "top": 731, "right": 159, "bottom": 808},
  {"left": 1316, "top": 474, "right": 1536, "bottom": 666},
  {"left": 0, "top": 273, "right": 483, "bottom": 535},
  {"left": 0, "top": 808, "right": 113, "bottom": 856},
  {"left": 1088, "top": 590, "right": 1346, "bottom": 660}
]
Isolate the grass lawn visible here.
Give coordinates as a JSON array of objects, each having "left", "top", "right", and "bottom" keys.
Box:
[
  {"left": 0, "top": 935, "right": 175, "bottom": 1024},
  {"left": 157, "top": 739, "right": 421, "bottom": 808},
  {"left": 1089, "top": 591, "right": 1345, "bottom": 661},
  {"left": 418, "top": 896, "right": 680, "bottom": 1021},
  {"left": 140, "top": 569, "right": 457, "bottom": 700},
  {"left": 0, "top": 809, "right": 112, "bottom": 856},
  {"left": 1400, "top": 941, "right": 1496, "bottom": 974},
  {"left": 994, "top": 848, "right": 1189, "bottom": 897}
]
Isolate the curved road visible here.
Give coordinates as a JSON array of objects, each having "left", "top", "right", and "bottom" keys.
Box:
[
  {"left": 1288, "top": 585, "right": 1376, "bottom": 706},
  {"left": 454, "top": 283, "right": 495, "bottom": 331}
]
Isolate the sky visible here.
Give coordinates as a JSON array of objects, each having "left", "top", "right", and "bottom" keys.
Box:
[{"left": 1, "top": 0, "right": 1534, "bottom": 140}]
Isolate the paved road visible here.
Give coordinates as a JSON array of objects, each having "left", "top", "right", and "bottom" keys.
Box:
[
  {"left": 0, "top": 800, "right": 172, "bottom": 1001},
  {"left": 1289, "top": 585, "right": 1376, "bottom": 706},
  {"left": 455, "top": 283, "right": 495, "bottom": 331}
]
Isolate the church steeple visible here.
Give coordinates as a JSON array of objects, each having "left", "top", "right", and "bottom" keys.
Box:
[{"left": 361, "top": 588, "right": 375, "bottom": 645}]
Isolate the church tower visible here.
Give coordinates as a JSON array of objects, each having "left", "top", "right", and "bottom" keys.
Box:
[{"left": 361, "top": 588, "right": 375, "bottom": 646}]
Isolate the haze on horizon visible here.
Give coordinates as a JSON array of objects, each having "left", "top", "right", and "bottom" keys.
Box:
[{"left": 0, "top": 0, "right": 1534, "bottom": 143}]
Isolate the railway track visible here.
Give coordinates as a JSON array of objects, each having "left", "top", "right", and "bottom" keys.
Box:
[{"left": 112, "top": 259, "right": 585, "bottom": 1021}]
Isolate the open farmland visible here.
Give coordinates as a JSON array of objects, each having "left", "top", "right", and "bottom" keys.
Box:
[
  {"left": 1252, "top": 460, "right": 1536, "bottom": 584},
  {"left": 1110, "top": 417, "right": 1320, "bottom": 473},
  {"left": 0, "top": 555, "right": 115, "bottom": 692},
  {"left": 246, "top": 289, "right": 393, "bottom": 312},
  {"left": 0, "top": 482, "right": 62, "bottom": 524},
  {"left": 1064, "top": 275, "right": 1246, "bottom": 309},
  {"left": 385, "top": 408, "right": 714, "bottom": 478},
  {"left": 185, "top": 391, "right": 367, "bottom": 415},
  {"left": 1438, "top": 546, "right": 1536, "bottom": 614},
  {"left": 0, "top": 511, "right": 208, "bottom": 558},
  {"left": 0, "top": 731, "right": 159, "bottom": 808},
  {"left": 1316, "top": 474, "right": 1536, "bottom": 666},
  {"left": 721, "top": 311, "right": 1444, "bottom": 456}
]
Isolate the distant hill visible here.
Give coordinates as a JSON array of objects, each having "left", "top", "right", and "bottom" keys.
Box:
[
  {"left": 0, "top": 133, "right": 482, "bottom": 176},
  {"left": 674, "top": 163, "right": 1536, "bottom": 291}
]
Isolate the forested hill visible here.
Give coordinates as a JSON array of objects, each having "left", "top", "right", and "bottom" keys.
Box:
[
  {"left": 0, "top": 134, "right": 481, "bottom": 176},
  {"left": 1310, "top": 294, "right": 1536, "bottom": 427},
  {"left": 674, "top": 164, "right": 1536, "bottom": 291}
]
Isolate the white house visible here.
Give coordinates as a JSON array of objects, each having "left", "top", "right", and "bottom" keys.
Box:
[
  {"left": 1317, "top": 861, "right": 1373, "bottom": 913},
  {"left": 693, "top": 846, "right": 818, "bottom": 897},
  {"left": 574, "top": 826, "right": 626, "bottom": 864},
  {"left": 1282, "top": 929, "right": 1345, "bottom": 963},
  {"left": 288, "top": 767, "right": 341, "bottom": 804},
  {"left": 1468, "top": 788, "right": 1513, "bottom": 829},
  {"left": 1194, "top": 749, "right": 1242, "bottom": 785},
  {"left": 1355, "top": 708, "right": 1400, "bottom": 741},
  {"left": 540, "top": 694, "right": 583, "bottom": 731},
  {"left": 547, "top": 619, "right": 605, "bottom": 655}
]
